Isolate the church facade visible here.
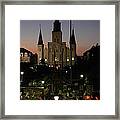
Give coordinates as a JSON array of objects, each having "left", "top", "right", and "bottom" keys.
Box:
[{"left": 37, "top": 20, "right": 77, "bottom": 68}]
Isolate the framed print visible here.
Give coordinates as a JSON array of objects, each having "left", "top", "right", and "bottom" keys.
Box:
[{"left": 0, "top": 0, "right": 119, "bottom": 119}]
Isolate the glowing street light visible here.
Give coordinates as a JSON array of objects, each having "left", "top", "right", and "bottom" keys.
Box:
[
  {"left": 41, "top": 81, "right": 45, "bottom": 99},
  {"left": 42, "top": 81, "right": 44, "bottom": 84},
  {"left": 21, "top": 72, "right": 24, "bottom": 75},
  {"left": 54, "top": 96, "right": 59, "bottom": 100},
  {"left": 20, "top": 72, "right": 24, "bottom": 84},
  {"left": 80, "top": 74, "right": 84, "bottom": 78}
]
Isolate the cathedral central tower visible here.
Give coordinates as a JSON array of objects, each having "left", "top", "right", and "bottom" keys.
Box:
[
  {"left": 52, "top": 20, "right": 62, "bottom": 43},
  {"left": 48, "top": 20, "right": 67, "bottom": 68}
]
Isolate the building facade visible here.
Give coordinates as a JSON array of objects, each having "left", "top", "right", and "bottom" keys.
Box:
[
  {"left": 20, "top": 48, "right": 37, "bottom": 64},
  {"left": 48, "top": 20, "right": 67, "bottom": 68},
  {"left": 37, "top": 20, "right": 77, "bottom": 68},
  {"left": 20, "top": 48, "right": 31, "bottom": 63}
]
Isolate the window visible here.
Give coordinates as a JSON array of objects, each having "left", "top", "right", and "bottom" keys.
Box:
[
  {"left": 39, "top": 48, "right": 41, "bottom": 52},
  {"left": 24, "top": 52, "right": 28, "bottom": 57},
  {"left": 20, "top": 53, "right": 23, "bottom": 57},
  {"left": 55, "top": 57, "right": 59, "bottom": 61}
]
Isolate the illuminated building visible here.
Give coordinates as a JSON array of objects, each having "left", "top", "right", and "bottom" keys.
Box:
[
  {"left": 20, "top": 48, "right": 32, "bottom": 63},
  {"left": 20, "top": 48, "right": 37, "bottom": 64},
  {"left": 37, "top": 20, "right": 77, "bottom": 68}
]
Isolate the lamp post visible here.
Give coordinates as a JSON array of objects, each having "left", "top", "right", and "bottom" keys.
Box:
[
  {"left": 81, "top": 76, "right": 89, "bottom": 100},
  {"left": 42, "top": 80, "right": 44, "bottom": 84},
  {"left": 20, "top": 72, "right": 24, "bottom": 85},
  {"left": 41, "top": 81, "right": 45, "bottom": 99},
  {"left": 69, "top": 66, "right": 72, "bottom": 84},
  {"left": 79, "top": 74, "right": 84, "bottom": 99}
]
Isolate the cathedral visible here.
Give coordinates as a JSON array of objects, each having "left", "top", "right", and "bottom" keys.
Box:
[{"left": 37, "top": 20, "right": 76, "bottom": 69}]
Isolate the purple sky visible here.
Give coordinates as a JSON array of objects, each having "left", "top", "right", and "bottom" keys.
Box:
[{"left": 20, "top": 20, "right": 100, "bottom": 56}]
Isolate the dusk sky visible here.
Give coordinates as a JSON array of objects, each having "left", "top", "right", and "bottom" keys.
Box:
[{"left": 20, "top": 20, "right": 100, "bottom": 56}]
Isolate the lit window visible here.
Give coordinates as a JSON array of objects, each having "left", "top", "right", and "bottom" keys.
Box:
[
  {"left": 58, "top": 65, "right": 60, "bottom": 67},
  {"left": 51, "top": 65, "right": 53, "bottom": 67},
  {"left": 55, "top": 57, "right": 59, "bottom": 61},
  {"left": 20, "top": 53, "right": 23, "bottom": 57},
  {"left": 55, "top": 57, "right": 57, "bottom": 61},
  {"left": 24, "top": 52, "right": 28, "bottom": 57}
]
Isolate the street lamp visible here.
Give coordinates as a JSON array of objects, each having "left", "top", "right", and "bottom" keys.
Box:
[
  {"left": 41, "top": 81, "right": 45, "bottom": 99},
  {"left": 42, "top": 81, "right": 45, "bottom": 84},
  {"left": 54, "top": 96, "right": 59, "bottom": 100},
  {"left": 21, "top": 71, "right": 24, "bottom": 75},
  {"left": 80, "top": 74, "right": 84, "bottom": 78},
  {"left": 20, "top": 72, "right": 24, "bottom": 84}
]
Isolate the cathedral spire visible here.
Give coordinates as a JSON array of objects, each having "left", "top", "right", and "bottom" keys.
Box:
[
  {"left": 69, "top": 21, "right": 76, "bottom": 67},
  {"left": 53, "top": 20, "right": 61, "bottom": 32},
  {"left": 70, "top": 27, "right": 76, "bottom": 45},
  {"left": 70, "top": 20, "right": 72, "bottom": 38},
  {"left": 38, "top": 24, "right": 43, "bottom": 45}
]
